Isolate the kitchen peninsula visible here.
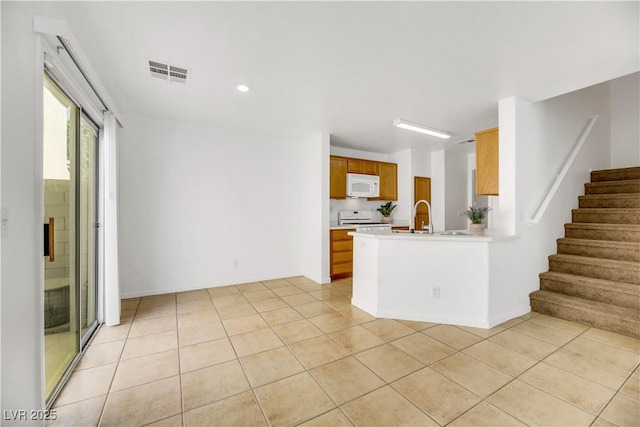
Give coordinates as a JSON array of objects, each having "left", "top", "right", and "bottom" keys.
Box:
[{"left": 349, "top": 229, "right": 528, "bottom": 328}]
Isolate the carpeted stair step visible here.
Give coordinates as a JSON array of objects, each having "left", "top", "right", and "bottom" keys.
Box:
[
  {"left": 557, "top": 238, "right": 640, "bottom": 262},
  {"left": 571, "top": 208, "right": 640, "bottom": 225},
  {"left": 529, "top": 290, "right": 639, "bottom": 338},
  {"left": 549, "top": 254, "right": 640, "bottom": 285},
  {"left": 579, "top": 193, "right": 640, "bottom": 208},
  {"left": 591, "top": 167, "right": 640, "bottom": 182},
  {"left": 539, "top": 271, "right": 640, "bottom": 309},
  {"left": 564, "top": 223, "right": 640, "bottom": 242},
  {"left": 585, "top": 179, "right": 640, "bottom": 195}
]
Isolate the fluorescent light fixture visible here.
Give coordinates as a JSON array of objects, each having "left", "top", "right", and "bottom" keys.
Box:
[
  {"left": 393, "top": 119, "right": 452, "bottom": 139},
  {"left": 237, "top": 84, "right": 250, "bottom": 92}
]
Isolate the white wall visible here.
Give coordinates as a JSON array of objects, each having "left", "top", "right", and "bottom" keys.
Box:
[
  {"left": 118, "top": 115, "right": 315, "bottom": 296},
  {"left": 610, "top": 72, "right": 640, "bottom": 168},
  {"left": 389, "top": 149, "right": 413, "bottom": 222},
  {"left": 0, "top": 0, "right": 3, "bottom": 413},
  {"left": 430, "top": 150, "right": 445, "bottom": 232},
  {"left": 495, "top": 80, "right": 612, "bottom": 299},
  {"left": 2, "top": 1, "right": 47, "bottom": 421},
  {"left": 444, "top": 145, "right": 472, "bottom": 230},
  {"left": 410, "top": 146, "right": 431, "bottom": 178},
  {"left": 301, "top": 132, "right": 330, "bottom": 284}
]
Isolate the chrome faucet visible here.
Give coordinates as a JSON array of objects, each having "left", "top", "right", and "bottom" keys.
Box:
[{"left": 410, "top": 199, "right": 434, "bottom": 234}]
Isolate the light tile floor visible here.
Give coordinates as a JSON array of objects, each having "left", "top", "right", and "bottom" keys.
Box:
[{"left": 49, "top": 276, "right": 640, "bottom": 427}]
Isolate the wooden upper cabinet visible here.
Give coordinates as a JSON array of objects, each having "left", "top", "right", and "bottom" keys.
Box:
[
  {"left": 330, "top": 156, "right": 348, "bottom": 199},
  {"left": 475, "top": 127, "right": 499, "bottom": 195},
  {"left": 347, "top": 158, "right": 379, "bottom": 175},
  {"left": 377, "top": 161, "right": 398, "bottom": 201},
  {"left": 331, "top": 155, "right": 397, "bottom": 200}
]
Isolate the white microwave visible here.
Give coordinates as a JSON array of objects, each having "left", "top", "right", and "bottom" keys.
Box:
[{"left": 347, "top": 173, "right": 380, "bottom": 198}]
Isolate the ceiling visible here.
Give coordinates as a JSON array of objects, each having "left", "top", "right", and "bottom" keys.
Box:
[{"left": 56, "top": 1, "right": 638, "bottom": 153}]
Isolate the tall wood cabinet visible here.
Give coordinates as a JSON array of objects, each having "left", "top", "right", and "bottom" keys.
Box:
[
  {"left": 330, "top": 156, "right": 348, "bottom": 199},
  {"left": 475, "top": 127, "right": 499, "bottom": 195},
  {"left": 378, "top": 162, "right": 398, "bottom": 201}
]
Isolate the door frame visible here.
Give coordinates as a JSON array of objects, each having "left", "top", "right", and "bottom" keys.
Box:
[
  {"left": 42, "top": 72, "right": 101, "bottom": 406},
  {"left": 78, "top": 112, "right": 100, "bottom": 349}
]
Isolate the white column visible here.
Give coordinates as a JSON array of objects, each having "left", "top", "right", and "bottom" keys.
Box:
[
  {"left": 302, "top": 132, "right": 330, "bottom": 284},
  {"left": 102, "top": 111, "right": 121, "bottom": 325},
  {"left": 497, "top": 97, "right": 518, "bottom": 235},
  {"left": 430, "top": 150, "right": 445, "bottom": 232}
]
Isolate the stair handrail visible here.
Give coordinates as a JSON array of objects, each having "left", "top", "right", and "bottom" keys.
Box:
[{"left": 528, "top": 115, "right": 599, "bottom": 224}]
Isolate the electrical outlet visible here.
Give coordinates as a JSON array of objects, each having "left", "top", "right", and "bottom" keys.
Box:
[{"left": 431, "top": 286, "right": 440, "bottom": 298}]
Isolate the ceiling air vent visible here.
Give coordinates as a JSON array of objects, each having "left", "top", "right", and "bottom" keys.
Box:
[
  {"left": 169, "top": 65, "right": 188, "bottom": 80},
  {"left": 455, "top": 138, "right": 475, "bottom": 145},
  {"left": 149, "top": 60, "right": 188, "bottom": 84}
]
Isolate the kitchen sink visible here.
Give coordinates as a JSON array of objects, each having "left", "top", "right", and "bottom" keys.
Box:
[{"left": 392, "top": 230, "right": 471, "bottom": 236}]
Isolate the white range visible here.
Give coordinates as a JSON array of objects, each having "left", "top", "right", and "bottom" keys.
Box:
[{"left": 337, "top": 210, "right": 391, "bottom": 232}]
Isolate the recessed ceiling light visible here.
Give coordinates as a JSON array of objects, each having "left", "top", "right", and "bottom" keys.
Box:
[
  {"left": 393, "top": 118, "right": 452, "bottom": 139},
  {"left": 237, "top": 84, "right": 250, "bottom": 92}
]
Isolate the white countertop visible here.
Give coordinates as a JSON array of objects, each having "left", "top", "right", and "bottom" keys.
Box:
[
  {"left": 329, "top": 221, "right": 409, "bottom": 230},
  {"left": 349, "top": 228, "right": 518, "bottom": 242}
]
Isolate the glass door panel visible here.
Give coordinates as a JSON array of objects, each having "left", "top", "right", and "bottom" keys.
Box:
[
  {"left": 79, "top": 116, "right": 98, "bottom": 344},
  {"left": 43, "top": 74, "right": 79, "bottom": 402}
]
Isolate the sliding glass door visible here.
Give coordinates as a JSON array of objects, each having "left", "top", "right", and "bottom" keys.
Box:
[
  {"left": 43, "top": 74, "right": 99, "bottom": 403},
  {"left": 79, "top": 117, "right": 99, "bottom": 345}
]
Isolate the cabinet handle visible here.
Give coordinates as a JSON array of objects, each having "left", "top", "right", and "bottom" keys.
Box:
[{"left": 47, "top": 217, "right": 55, "bottom": 262}]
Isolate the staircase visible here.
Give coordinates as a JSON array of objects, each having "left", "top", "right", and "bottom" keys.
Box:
[{"left": 529, "top": 167, "right": 640, "bottom": 338}]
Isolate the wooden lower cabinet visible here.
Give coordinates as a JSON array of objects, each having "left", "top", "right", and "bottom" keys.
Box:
[
  {"left": 330, "top": 229, "right": 355, "bottom": 280},
  {"left": 330, "top": 226, "right": 408, "bottom": 280}
]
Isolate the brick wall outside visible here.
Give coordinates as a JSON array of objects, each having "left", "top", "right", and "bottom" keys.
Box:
[{"left": 44, "top": 179, "right": 71, "bottom": 281}]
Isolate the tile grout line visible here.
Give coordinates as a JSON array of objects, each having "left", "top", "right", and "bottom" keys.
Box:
[
  {"left": 94, "top": 297, "right": 138, "bottom": 427},
  {"left": 174, "top": 293, "right": 185, "bottom": 427},
  {"left": 259, "top": 278, "right": 350, "bottom": 425},
  {"left": 401, "top": 327, "right": 524, "bottom": 426},
  {"left": 223, "top": 284, "right": 491, "bottom": 425},
  {"left": 427, "top": 314, "right": 578, "bottom": 426},
  {"left": 65, "top": 280, "right": 639, "bottom": 427},
  {"left": 248, "top": 281, "right": 386, "bottom": 426},
  {"left": 468, "top": 325, "right": 617, "bottom": 426},
  {"left": 589, "top": 359, "right": 640, "bottom": 426},
  {"left": 215, "top": 286, "right": 272, "bottom": 427}
]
